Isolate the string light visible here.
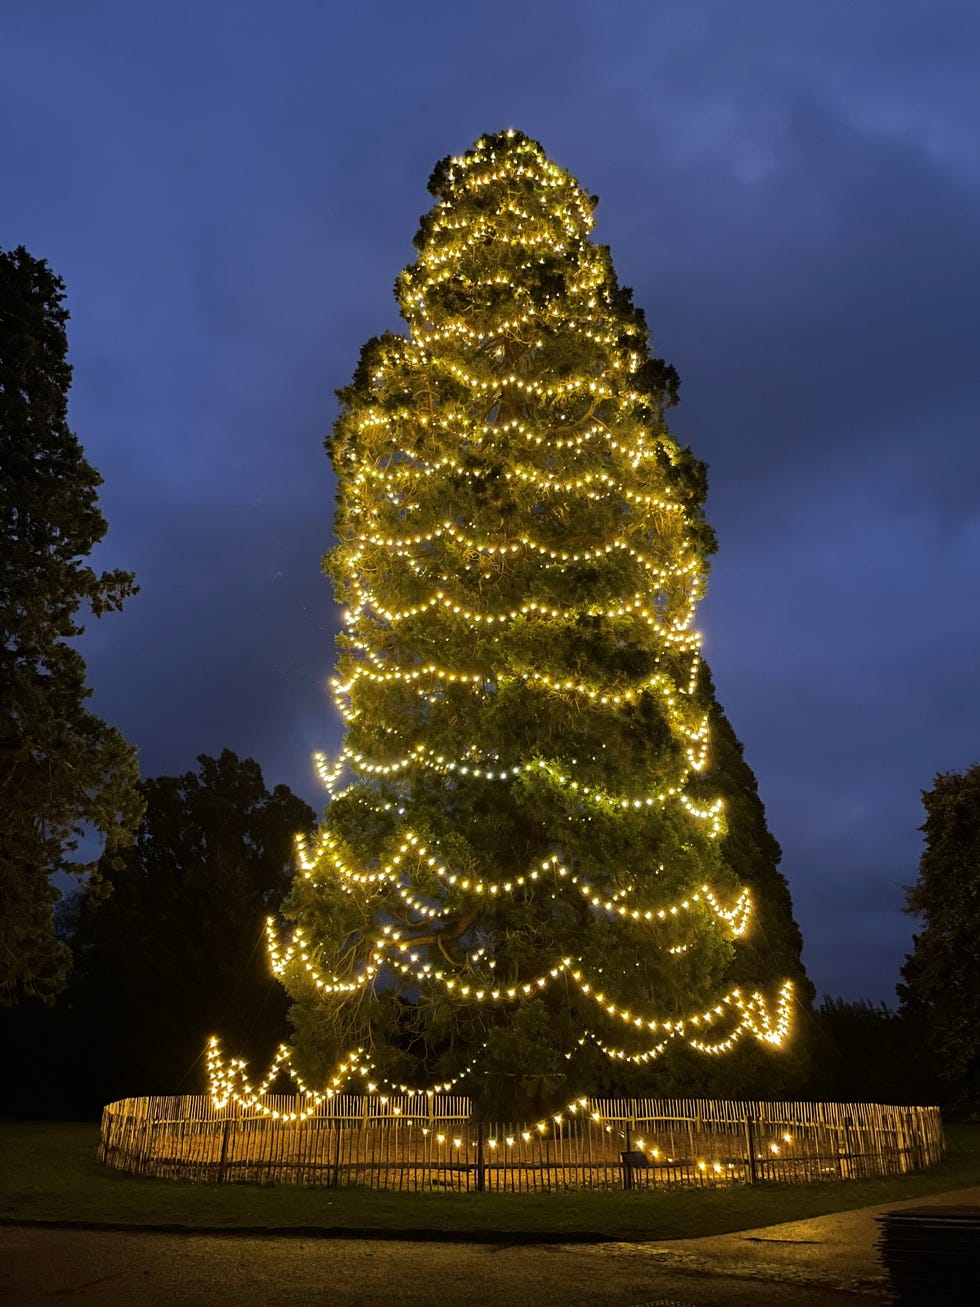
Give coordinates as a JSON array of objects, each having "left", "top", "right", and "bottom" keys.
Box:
[
  {"left": 207, "top": 978, "right": 793, "bottom": 1136},
  {"left": 293, "top": 828, "right": 751, "bottom": 935},
  {"left": 210, "top": 130, "right": 795, "bottom": 1112}
]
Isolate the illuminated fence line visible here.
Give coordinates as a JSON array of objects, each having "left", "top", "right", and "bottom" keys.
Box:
[{"left": 99, "top": 1096, "right": 944, "bottom": 1192}]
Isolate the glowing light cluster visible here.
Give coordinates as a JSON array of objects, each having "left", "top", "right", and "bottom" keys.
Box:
[
  {"left": 356, "top": 518, "right": 693, "bottom": 576},
  {"left": 591, "top": 980, "right": 796, "bottom": 1063},
  {"left": 294, "top": 828, "right": 751, "bottom": 936},
  {"left": 206, "top": 1014, "right": 796, "bottom": 1149},
  {"left": 266, "top": 915, "right": 766, "bottom": 1024},
  {"left": 314, "top": 734, "right": 712, "bottom": 807},
  {"left": 347, "top": 583, "right": 690, "bottom": 634},
  {"left": 207, "top": 1037, "right": 484, "bottom": 1121},
  {"left": 209, "top": 129, "right": 796, "bottom": 1108}
]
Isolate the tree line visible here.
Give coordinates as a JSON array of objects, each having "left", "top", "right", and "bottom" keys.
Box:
[{"left": 1, "top": 749, "right": 315, "bottom": 1118}]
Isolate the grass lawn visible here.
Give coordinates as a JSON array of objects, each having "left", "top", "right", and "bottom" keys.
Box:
[{"left": 1, "top": 1120, "right": 977, "bottom": 1242}]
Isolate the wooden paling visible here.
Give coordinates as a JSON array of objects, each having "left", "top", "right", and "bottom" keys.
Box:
[{"left": 98, "top": 1095, "right": 945, "bottom": 1192}]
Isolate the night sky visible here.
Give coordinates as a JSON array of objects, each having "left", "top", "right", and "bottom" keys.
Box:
[{"left": 5, "top": 1, "right": 978, "bottom": 1004}]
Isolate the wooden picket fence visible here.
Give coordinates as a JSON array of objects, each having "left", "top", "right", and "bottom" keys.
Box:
[{"left": 99, "top": 1095, "right": 944, "bottom": 1192}]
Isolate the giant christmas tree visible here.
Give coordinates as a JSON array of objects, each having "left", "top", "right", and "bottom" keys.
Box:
[{"left": 211, "top": 131, "right": 795, "bottom": 1119}]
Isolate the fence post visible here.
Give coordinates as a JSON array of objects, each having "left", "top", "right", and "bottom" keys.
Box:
[
  {"left": 332, "top": 1121, "right": 343, "bottom": 1189},
  {"left": 623, "top": 1122, "right": 634, "bottom": 1190},
  {"left": 96, "top": 1094, "right": 943, "bottom": 1193},
  {"left": 217, "top": 1117, "right": 232, "bottom": 1184},
  {"left": 912, "top": 1108, "right": 925, "bottom": 1170},
  {"left": 476, "top": 1122, "right": 486, "bottom": 1193},
  {"left": 744, "top": 1111, "right": 757, "bottom": 1184}
]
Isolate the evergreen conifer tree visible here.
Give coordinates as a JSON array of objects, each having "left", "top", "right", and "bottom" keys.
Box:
[{"left": 214, "top": 133, "right": 797, "bottom": 1117}]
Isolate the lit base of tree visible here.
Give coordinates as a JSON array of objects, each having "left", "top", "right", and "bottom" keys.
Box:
[{"left": 207, "top": 976, "right": 793, "bottom": 1124}]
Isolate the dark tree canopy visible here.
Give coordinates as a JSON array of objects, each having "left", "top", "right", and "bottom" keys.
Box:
[
  {"left": 64, "top": 751, "right": 317, "bottom": 1108},
  {"left": 0, "top": 245, "right": 142, "bottom": 1005},
  {"left": 899, "top": 764, "right": 980, "bottom": 1111},
  {"left": 811, "top": 996, "right": 939, "bottom": 1106}
]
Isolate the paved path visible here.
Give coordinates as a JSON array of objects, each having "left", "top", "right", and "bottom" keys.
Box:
[
  {"left": 1, "top": 1187, "right": 977, "bottom": 1306},
  {"left": 603, "top": 1181, "right": 980, "bottom": 1301},
  {"left": 605, "top": 1184, "right": 980, "bottom": 1298},
  {"left": 0, "top": 1227, "right": 882, "bottom": 1306}
]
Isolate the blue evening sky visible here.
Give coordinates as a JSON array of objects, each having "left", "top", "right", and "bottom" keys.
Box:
[{"left": 4, "top": 0, "right": 979, "bottom": 1002}]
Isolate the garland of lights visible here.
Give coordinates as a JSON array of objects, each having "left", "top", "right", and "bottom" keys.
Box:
[
  {"left": 207, "top": 976, "right": 793, "bottom": 1121},
  {"left": 292, "top": 829, "right": 751, "bottom": 932},
  {"left": 210, "top": 130, "right": 794, "bottom": 1111}
]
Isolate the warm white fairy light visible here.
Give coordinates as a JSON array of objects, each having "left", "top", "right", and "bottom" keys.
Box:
[
  {"left": 591, "top": 980, "right": 795, "bottom": 1063},
  {"left": 292, "top": 828, "right": 751, "bottom": 935},
  {"left": 345, "top": 581, "right": 698, "bottom": 639},
  {"left": 209, "top": 131, "right": 795, "bottom": 1109},
  {"left": 207, "top": 984, "right": 794, "bottom": 1131},
  {"left": 262, "top": 910, "right": 788, "bottom": 1051},
  {"left": 206, "top": 1036, "right": 486, "bottom": 1121},
  {"left": 354, "top": 517, "right": 695, "bottom": 575}
]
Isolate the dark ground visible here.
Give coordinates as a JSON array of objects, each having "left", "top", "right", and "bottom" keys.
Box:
[
  {"left": 0, "top": 1226, "right": 883, "bottom": 1306},
  {"left": 4, "top": 1186, "right": 978, "bottom": 1305}
]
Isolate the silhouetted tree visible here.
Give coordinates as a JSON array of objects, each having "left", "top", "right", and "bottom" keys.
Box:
[
  {"left": 0, "top": 245, "right": 142, "bottom": 1004},
  {"left": 59, "top": 752, "right": 316, "bottom": 1112},
  {"left": 899, "top": 764, "right": 980, "bottom": 1112},
  {"left": 814, "top": 997, "right": 937, "bottom": 1104}
]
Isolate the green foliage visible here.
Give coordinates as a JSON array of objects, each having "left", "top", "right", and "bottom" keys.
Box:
[
  {"left": 0, "top": 245, "right": 143, "bottom": 1005},
  {"left": 285, "top": 132, "right": 799, "bottom": 1114},
  {"left": 673, "top": 671, "right": 816, "bottom": 1094},
  {"left": 899, "top": 764, "right": 980, "bottom": 1112},
  {"left": 57, "top": 751, "right": 316, "bottom": 1108}
]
